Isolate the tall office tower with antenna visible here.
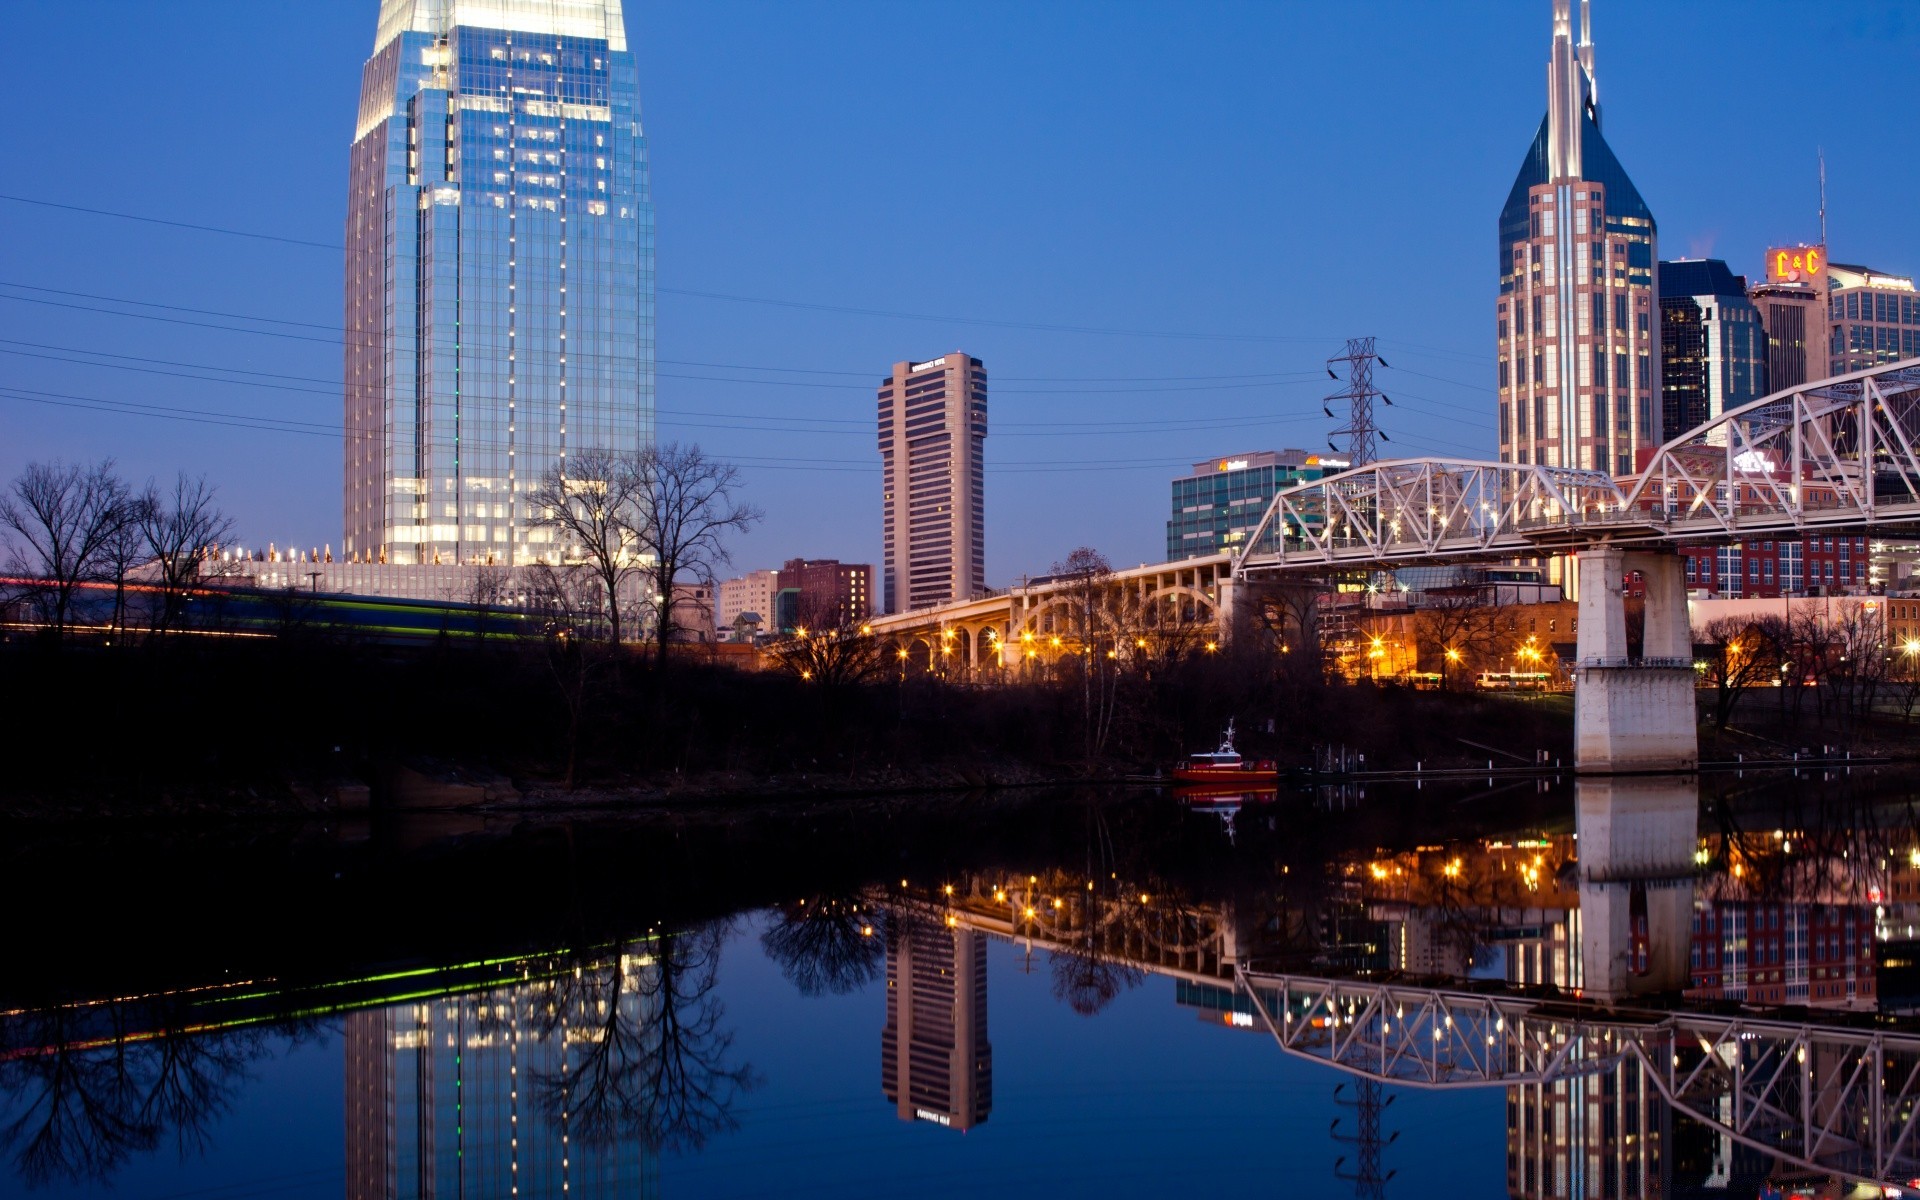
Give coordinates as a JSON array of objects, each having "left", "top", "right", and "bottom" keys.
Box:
[
  {"left": 1496, "top": 0, "right": 1658, "bottom": 478},
  {"left": 345, "top": 0, "right": 655, "bottom": 566}
]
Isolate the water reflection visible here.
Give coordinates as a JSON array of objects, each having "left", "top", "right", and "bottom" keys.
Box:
[
  {"left": 881, "top": 918, "right": 991, "bottom": 1131},
  {"left": 12, "top": 773, "right": 1920, "bottom": 1196}
]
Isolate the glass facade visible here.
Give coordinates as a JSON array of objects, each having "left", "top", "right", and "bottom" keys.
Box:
[
  {"left": 345, "top": 945, "right": 660, "bottom": 1198},
  {"left": 1657, "top": 259, "right": 1768, "bottom": 442},
  {"left": 1827, "top": 264, "right": 1920, "bottom": 376},
  {"left": 1167, "top": 451, "right": 1331, "bottom": 560},
  {"left": 345, "top": 0, "right": 654, "bottom": 566}
]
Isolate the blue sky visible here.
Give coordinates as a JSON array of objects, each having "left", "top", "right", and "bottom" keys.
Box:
[{"left": 1, "top": 1, "right": 1914, "bottom": 580}]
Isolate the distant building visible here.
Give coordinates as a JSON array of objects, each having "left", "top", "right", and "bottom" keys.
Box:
[
  {"left": 1497, "top": 0, "right": 1659, "bottom": 476},
  {"left": 717, "top": 568, "right": 779, "bottom": 630},
  {"left": 775, "top": 558, "right": 873, "bottom": 630},
  {"left": 1681, "top": 535, "right": 1867, "bottom": 597},
  {"left": 877, "top": 353, "right": 988, "bottom": 613},
  {"left": 1166, "top": 451, "right": 1336, "bottom": 561},
  {"left": 1686, "top": 902, "right": 1875, "bottom": 1009},
  {"left": 1748, "top": 244, "right": 1827, "bottom": 391},
  {"left": 881, "top": 921, "right": 991, "bottom": 1131},
  {"left": 1657, "top": 259, "right": 1768, "bottom": 441},
  {"left": 1828, "top": 262, "right": 1920, "bottom": 375}
]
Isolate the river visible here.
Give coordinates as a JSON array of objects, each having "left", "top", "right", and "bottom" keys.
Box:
[{"left": 2, "top": 769, "right": 1916, "bottom": 1198}]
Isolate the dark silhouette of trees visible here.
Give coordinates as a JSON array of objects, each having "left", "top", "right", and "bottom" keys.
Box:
[
  {"left": 0, "top": 1007, "right": 270, "bottom": 1189},
  {"left": 0, "top": 459, "right": 135, "bottom": 638},
  {"left": 1696, "top": 615, "right": 1785, "bottom": 730},
  {"left": 527, "top": 448, "right": 649, "bottom": 645},
  {"left": 136, "top": 473, "right": 235, "bottom": 638},
  {"left": 760, "top": 896, "right": 886, "bottom": 996},
  {"left": 536, "top": 925, "right": 757, "bottom": 1153},
  {"left": 635, "top": 443, "right": 761, "bottom": 666}
]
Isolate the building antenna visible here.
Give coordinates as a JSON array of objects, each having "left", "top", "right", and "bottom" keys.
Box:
[
  {"left": 1818, "top": 148, "right": 1828, "bottom": 248},
  {"left": 1325, "top": 336, "right": 1390, "bottom": 467}
]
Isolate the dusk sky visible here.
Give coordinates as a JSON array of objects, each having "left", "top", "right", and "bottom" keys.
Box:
[{"left": 3, "top": 1, "right": 1915, "bottom": 581}]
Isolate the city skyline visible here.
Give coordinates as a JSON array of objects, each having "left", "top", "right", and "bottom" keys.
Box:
[{"left": 3, "top": 2, "right": 1916, "bottom": 581}]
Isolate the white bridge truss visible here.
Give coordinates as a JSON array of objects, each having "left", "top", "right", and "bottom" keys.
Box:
[
  {"left": 1238, "top": 966, "right": 1920, "bottom": 1188},
  {"left": 1236, "top": 358, "right": 1920, "bottom": 573}
]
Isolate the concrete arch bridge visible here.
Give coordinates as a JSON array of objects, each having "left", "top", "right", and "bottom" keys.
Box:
[{"left": 865, "top": 554, "right": 1236, "bottom": 676}]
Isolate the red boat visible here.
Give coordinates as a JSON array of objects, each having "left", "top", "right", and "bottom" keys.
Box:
[{"left": 1172, "top": 721, "right": 1278, "bottom": 784}]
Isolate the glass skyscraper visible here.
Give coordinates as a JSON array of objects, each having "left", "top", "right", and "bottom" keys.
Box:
[
  {"left": 345, "top": 0, "right": 655, "bottom": 566},
  {"left": 1657, "top": 258, "right": 1768, "bottom": 442},
  {"left": 1496, "top": 0, "right": 1658, "bottom": 478}
]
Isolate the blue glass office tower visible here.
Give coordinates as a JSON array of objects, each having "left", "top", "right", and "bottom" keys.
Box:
[
  {"left": 346, "top": 1, "right": 655, "bottom": 565},
  {"left": 1658, "top": 259, "right": 1768, "bottom": 441}
]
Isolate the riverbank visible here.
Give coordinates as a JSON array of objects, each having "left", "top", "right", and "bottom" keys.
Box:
[{"left": 15, "top": 634, "right": 1920, "bottom": 823}]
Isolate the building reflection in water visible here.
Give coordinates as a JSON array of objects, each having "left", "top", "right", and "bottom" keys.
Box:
[
  {"left": 345, "top": 946, "right": 666, "bottom": 1200},
  {"left": 881, "top": 918, "right": 992, "bottom": 1131}
]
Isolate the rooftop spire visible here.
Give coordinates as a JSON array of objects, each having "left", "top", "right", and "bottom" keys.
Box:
[{"left": 1545, "top": 0, "right": 1597, "bottom": 181}]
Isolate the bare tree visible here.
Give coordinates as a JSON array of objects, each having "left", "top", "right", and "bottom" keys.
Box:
[
  {"left": 1050, "top": 547, "right": 1121, "bottom": 764},
  {"left": 1696, "top": 615, "right": 1781, "bottom": 731},
  {"left": 527, "top": 448, "right": 648, "bottom": 645},
  {"left": 1415, "top": 587, "right": 1507, "bottom": 689},
  {"left": 767, "top": 598, "right": 885, "bottom": 688},
  {"left": 760, "top": 896, "right": 887, "bottom": 996},
  {"left": 536, "top": 925, "right": 757, "bottom": 1153},
  {"left": 525, "top": 562, "right": 610, "bottom": 787},
  {"left": 0, "top": 459, "right": 135, "bottom": 638},
  {"left": 137, "top": 473, "right": 235, "bottom": 637},
  {"left": 635, "top": 443, "right": 761, "bottom": 666}
]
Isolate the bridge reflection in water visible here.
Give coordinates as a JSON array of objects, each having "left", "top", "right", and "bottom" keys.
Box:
[
  {"left": 890, "top": 775, "right": 1919, "bottom": 1197},
  {"left": 11, "top": 777, "right": 1920, "bottom": 1197}
]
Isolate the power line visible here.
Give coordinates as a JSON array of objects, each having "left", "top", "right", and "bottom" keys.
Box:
[
  {"left": 0, "top": 285, "right": 1333, "bottom": 395},
  {"left": 0, "top": 192, "right": 1343, "bottom": 345}
]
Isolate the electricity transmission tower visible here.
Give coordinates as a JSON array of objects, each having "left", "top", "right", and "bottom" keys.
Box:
[
  {"left": 1331, "top": 1080, "right": 1397, "bottom": 1200},
  {"left": 1324, "top": 336, "right": 1392, "bottom": 467}
]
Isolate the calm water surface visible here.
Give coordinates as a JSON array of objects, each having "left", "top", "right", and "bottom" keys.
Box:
[{"left": 4, "top": 771, "right": 1917, "bottom": 1199}]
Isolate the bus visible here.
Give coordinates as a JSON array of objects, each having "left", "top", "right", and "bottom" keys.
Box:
[{"left": 1475, "top": 670, "right": 1552, "bottom": 692}]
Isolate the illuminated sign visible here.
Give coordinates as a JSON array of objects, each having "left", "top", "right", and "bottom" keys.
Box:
[
  {"left": 1767, "top": 244, "right": 1826, "bottom": 286},
  {"left": 1316, "top": 457, "right": 1350, "bottom": 470},
  {"left": 1731, "top": 449, "right": 1776, "bottom": 475},
  {"left": 1217, "top": 459, "right": 1250, "bottom": 471},
  {"left": 914, "top": 1109, "right": 953, "bottom": 1126},
  {"left": 909, "top": 357, "right": 948, "bottom": 373}
]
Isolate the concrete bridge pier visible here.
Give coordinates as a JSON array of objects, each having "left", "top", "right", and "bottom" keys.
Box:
[
  {"left": 1574, "top": 546, "right": 1698, "bottom": 773},
  {"left": 1576, "top": 775, "right": 1699, "bottom": 1004}
]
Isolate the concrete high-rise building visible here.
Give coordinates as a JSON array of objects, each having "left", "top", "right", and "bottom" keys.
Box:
[
  {"left": 1748, "top": 244, "right": 1827, "bottom": 392},
  {"left": 1657, "top": 259, "right": 1768, "bottom": 442},
  {"left": 1497, "top": 0, "right": 1659, "bottom": 477},
  {"left": 345, "top": 0, "right": 655, "bottom": 566},
  {"left": 1828, "top": 261, "right": 1920, "bottom": 375},
  {"left": 716, "top": 568, "right": 779, "bottom": 630},
  {"left": 877, "top": 354, "right": 987, "bottom": 613},
  {"left": 880, "top": 921, "right": 992, "bottom": 1131}
]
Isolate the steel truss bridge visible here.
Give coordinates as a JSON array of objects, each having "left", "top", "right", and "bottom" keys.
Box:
[
  {"left": 1236, "top": 358, "right": 1920, "bottom": 573},
  {"left": 1237, "top": 966, "right": 1920, "bottom": 1187}
]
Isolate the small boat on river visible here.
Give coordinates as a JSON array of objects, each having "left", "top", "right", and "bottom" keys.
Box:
[{"left": 1171, "top": 720, "right": 1278, "bottom": 785}]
